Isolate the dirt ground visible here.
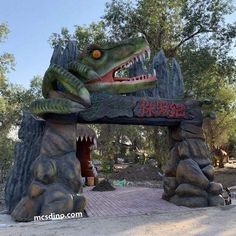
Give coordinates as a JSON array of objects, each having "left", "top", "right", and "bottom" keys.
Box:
[
  {"left": 0, "top": 201, "right": 236, "bottom": 236},
  {"left": 1, "top": 163, "right": 236, "bottom": 236},
  {"left": 110, "top": 162, "right": 236, "bottom": 189},
  {"left": 214, "top": 163, "right": 236, "bottom": 188},
  {"left": 110, "top": 164, "right": 163, "bottom": 181},
  {"left": 1, "top": 163, "right": 236, "bottom": 212}
]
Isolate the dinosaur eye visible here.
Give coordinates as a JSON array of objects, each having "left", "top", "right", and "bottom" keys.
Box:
[{"left": 92, "top": 49, "right": 102, "bottom": 59}]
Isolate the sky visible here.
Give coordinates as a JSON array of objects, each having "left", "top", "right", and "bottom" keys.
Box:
[
  {"left": 0, "top": 0, "right": 235, "bottom": 88},
  {"left": 0, "top": 0, "right": 109, "bottom": 87}
]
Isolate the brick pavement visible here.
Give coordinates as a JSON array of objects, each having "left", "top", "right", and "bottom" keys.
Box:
[{"left": 83, "top": 187, "right": 188, "bottom": 217}]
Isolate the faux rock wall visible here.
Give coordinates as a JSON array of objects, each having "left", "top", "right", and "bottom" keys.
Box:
[
  {"left": 5, "top": 112, "right": 45, "bottom": 213},
  {"left": 162, "top": 100, "right": 225, "bottom": 207},
  {"left": 5, "top": 113, "right": 86, "bottom": 222}
]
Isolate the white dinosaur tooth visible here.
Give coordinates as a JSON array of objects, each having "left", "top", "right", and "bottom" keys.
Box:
[
  {"left": 80, "top": 136, "right": 84, "bottom": 141},
  {"left": 141, "top": 54, "right": 145, "bottom": 61},
  {"left": 147, "top": 49, "right": 151, "bottom": 59},
  {"left": 153, "top": 69, "right": 156, "bottom": 77},
  {"left": 89, "top": 136, "right": 93, "bottom": 142},
  {"left": 93, "top": 138, "right": 97, "bottom": 148}
]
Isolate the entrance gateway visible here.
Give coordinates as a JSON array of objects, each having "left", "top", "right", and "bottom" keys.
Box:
[{"left": 5, "top": 38, "right": 225, "bottom": 222}]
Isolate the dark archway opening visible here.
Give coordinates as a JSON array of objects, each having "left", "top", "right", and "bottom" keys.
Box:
[
  {"left": 76, "top": 124, "right": 97, "bottom": 179},
  {"left": 76, "top": 138, "right": 94, "bottom": 177}
]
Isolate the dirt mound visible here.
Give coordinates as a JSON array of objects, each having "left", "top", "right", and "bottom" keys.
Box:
[
  {"left": 111, "top": 164, "right": 163, "bottom": 181},
  {"left": 214, "top": 165, "right": 236, "bottom": 188},
  {"left": 92, "top": 180, "right": 116, "bottom": 191}
]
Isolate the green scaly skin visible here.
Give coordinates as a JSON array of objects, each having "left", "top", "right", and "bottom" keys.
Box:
[{"left": 30, "top": 37, "right": 156, "bottom": 117}]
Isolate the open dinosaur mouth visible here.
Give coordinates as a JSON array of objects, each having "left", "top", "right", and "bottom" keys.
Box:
[
  {"left": 87, "top": 47, "right": 156, "bottom": 85},
  {"left": 76, "top": 124, "right": 97, "bottom": 150},
  {"left": 112, "top": 48, "right": 155, "bottom": 82}
]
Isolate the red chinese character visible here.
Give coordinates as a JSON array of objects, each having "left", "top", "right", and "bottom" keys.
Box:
[
  {"left": 176, "top": 103, "right": 186, "bottom": 117},
  {"left": 139, "top": 100, "right": 157, "bottom": 117},
  {"left": 169, "top": 103, "right": 177, "bottom": 118},
  {"left": 156, "top": 101, "right": 169, "bottom": 116}
]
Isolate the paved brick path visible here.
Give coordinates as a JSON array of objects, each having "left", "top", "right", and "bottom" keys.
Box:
[{"left": 83, "top": 187, "right": 187, "bottom": 217}]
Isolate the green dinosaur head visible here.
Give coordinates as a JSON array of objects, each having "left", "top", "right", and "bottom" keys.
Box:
[
  {"left": 69, "top": 36, "right": 156, "bottom": 94},
  {"left": 30, "top": 37, "right": 157, "bottom": 116}
]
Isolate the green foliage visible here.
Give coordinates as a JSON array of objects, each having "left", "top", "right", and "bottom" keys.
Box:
[
  {"left": 74, "top": 21, "right": 108, "bottom": 49},
  {"left": 101, "top": 159, "right": 113, "bottom": 173},
  {"left": 0, "top": 23, "right": 15, "bottom": 85},
  {"left": 49, "top": 21, "right": 108, "bottom": 50},
  {"left": 103, "top": 0, "right": 236, "bottom": 56},
  {"left": 0, "top": 76, "right": 43, "bottom": 130},
  {"left": 103, "top": 0, "right": 184, "bottom": 54},
  {"left": 0, "top": 76, "right": 43, "bottom": 182},
  {"left": 29, "top": 75, "right": 43, "bottom": 99},
  {"left": 203, "top": 85, "right": 236, "bottom": 146},
  {"left": 0, "top": 23, "right": 16, "bottom": 182},
  {"left": 49, "top": 27, "right": 72, "bottom": 48},
  {"left": 178, "top": 44, "right": 236, "bottom": 97},
  {"left": 0, "top": 134, "right": 14, "bottom": 182}
]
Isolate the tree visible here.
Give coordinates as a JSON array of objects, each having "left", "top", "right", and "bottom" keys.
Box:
[
  {"left": 49, "top": 22, "right": 108, "bottom": 50},
  {"left": 0, "top": 24, "right": 42, "bottom": 178},
  {"left": 103, "top": 0, "right": 236, "bottom": 155},
  {"left": 0, "top": 75, "right": 43, "bottom": 182},
  {"left": 0, "top": 23, "right": 15, "bottom": 85},
  {"left": 0, "top": 23, "right": 15, "bottom": 117},
  {"left": 48, "top": 0, "right": 236, "bottom": 169},
  {"left": 0, "top": 23, "right": 16, "bottom": 181},
  {"left": 203, "top": 85, "right": 236, "bottom": 147},
  {"left": 103, "top": 0, "right": 236, "bottom": 57}
]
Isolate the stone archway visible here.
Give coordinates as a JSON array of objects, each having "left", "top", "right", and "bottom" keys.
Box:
[{"left": 5, "top": 94, "right": 225, "bottom": 222}]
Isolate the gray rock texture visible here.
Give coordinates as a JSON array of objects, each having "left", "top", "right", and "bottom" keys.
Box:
[
  {"left": 163, "top": 98, "right": 225, "bottom": 208},
  {"left": 208, "top": 194, "right": 225, "bottom": 206},
  {"left": 175, "top": 183, "right": 208, "bottom": 198},
  {"left": 5, "top": 112, "right": 45, "bottom": 213},
  {"left": 170, "top": 195, "right": 208, "bottom": 208},
  {"left": 7, "top": 120, "right": 86, "bottom": 222},
  {"left": 163, "top": 177, "right": 178, "bottom": 199},
  {"left": 176, "top": 159, "right": 210, "bottom": 190}
]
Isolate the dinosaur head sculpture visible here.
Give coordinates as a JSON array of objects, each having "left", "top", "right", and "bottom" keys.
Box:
[{"left": 30, "top": 36, "right": 157, "bottom": 116}]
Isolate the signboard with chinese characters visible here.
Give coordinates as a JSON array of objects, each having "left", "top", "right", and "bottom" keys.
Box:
[
  {"left": 134, "top": 99, "right": 186, "bottom": 119},
  {"left": 44, "top": 94, "right": 194, "bottom": 126}
]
